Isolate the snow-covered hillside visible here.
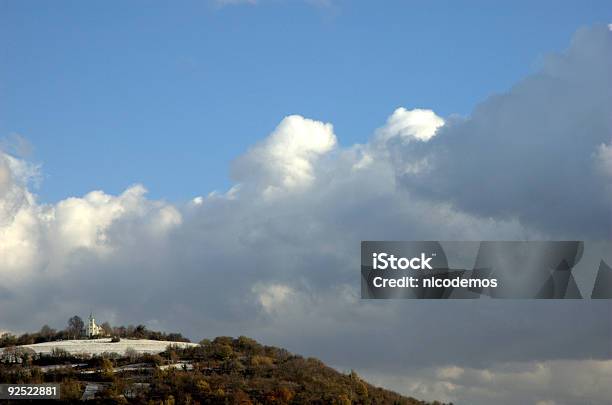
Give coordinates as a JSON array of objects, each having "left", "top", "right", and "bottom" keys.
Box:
[{"left": 4, "top": 338, "right": 198, "bottom": 355}]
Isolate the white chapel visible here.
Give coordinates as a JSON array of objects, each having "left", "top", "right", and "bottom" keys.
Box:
[{"left": 85, "top": 313, "right": 102, "bottom": 338}]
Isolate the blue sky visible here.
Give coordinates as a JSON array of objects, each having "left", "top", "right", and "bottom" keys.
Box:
[{"left": 1, "top": 0, "right": 610, "bottom": 202}]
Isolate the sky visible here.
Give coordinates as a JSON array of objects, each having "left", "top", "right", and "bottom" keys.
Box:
[
  {"left": 1, "top": 0, "right": 610, "bottom": 202},
  {"left": 1, "top": 2, "right": 612, "bottom": 405}
]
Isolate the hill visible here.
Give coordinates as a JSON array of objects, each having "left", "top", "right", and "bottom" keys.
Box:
[{"left": 0, "top": 335, "right": 448, "bottom": 404}]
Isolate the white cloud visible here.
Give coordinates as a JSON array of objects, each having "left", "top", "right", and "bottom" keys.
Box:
[
  {"left": 376, "top": 107, "right": 444, "bottom": 142},
  {"left": 595, "top": 143, "right": 612, "bottom": 177},
  {"left": 232, "top": 114, "right": 336, "bottom": 195},
  {"left": 0, "top": 158, "right": 9, "bottom": 195},
  {"left": 191, "top": 196, "right": 204, "bottom": 205},
  {"left": 0, "top": 153, "right": 42, "bottom": 281},
  {"left": 252, "top": 283, "right": 295, "bottom": 313},
  {"left": 0, "top": 163, "right": 181, "bottom": 283},
  {"left": 436, "top": 365, "right": 464, "bottom": 380}
]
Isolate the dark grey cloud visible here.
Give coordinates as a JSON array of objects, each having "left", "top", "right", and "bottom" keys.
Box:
[{"left": 395, "top": 25, "right": 612, "bottom": 238}]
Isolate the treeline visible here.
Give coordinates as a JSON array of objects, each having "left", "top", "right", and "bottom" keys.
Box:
[
  {"left": 0, "top": 335, "right": 448, "bottom": 404},
  {"left": 145, "top": 337, "right": 419, "bottom": 405},
  {"left": 0, "top": 316, "right": 190, "bottom": 348}
]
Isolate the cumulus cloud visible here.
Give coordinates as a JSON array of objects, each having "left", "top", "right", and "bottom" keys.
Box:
[
  {"left": 376, "top": 107, "right": 444, "bottom": 142},
  {"left": 0, "top": 155, "right": 181, "bottom": 284},
  {"left": 0, "top": 153, "right": 42, "bottom": 280},
  {"left": 232, "top": 114, "right": 337, "bottom": 195},
  {"left": 252, "top": 283, "right": 295, "bottom": 314},
  {"left": 0, "top": 25, "right": 610, "bottom": 405}
]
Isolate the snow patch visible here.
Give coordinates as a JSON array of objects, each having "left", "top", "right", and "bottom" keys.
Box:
[{"left": 2, "top": 338, "right": 198, "bottom": 356}]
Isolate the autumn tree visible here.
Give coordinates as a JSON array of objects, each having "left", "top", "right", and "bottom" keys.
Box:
[
  {"left": 101, "top": 358, "right": 114, "bottom": 379},
  {"left": 61, "top": 379, "right": 83, "bottom": 400}
]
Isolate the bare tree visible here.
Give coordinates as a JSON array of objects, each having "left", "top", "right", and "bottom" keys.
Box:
[
  {"left": 100, "top": 322, "right": 112, "bottom": 337},
  {"left": 39, "top": 325, "right": 56, "bottom": 340},
  {"left": 67, "top": 316, "right": 84, "bottom": 339}
]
